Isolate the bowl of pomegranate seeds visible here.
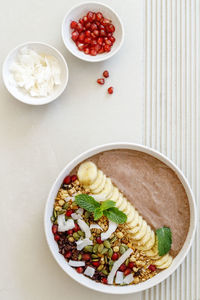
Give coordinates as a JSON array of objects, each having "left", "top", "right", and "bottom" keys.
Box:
[{"left": 61, "top": 2, "right": 124, "bottom": 62}]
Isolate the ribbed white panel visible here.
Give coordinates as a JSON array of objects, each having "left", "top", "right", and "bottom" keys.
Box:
[{"left": 143, "top": 0, "right": 199, "bottom": 299}]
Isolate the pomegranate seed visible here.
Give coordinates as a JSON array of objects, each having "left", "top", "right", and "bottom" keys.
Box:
[
  {"left": 148, "top": 264, "right": 156, "bottom": 272},
  {"left": 82, "top": 253, "right": 91, "bottom": 261},
  {"left": 90, "top": 32, "right": 96, "bottom": 39},
  {"left": 97, "top": 37, "right": 103, "bottom": 45},
  {"left": 91, "top": 23, "right": 98, "bottom": 31},
  {"left": 79, "top": 18, "right": 84, "bottom": 25},
  {"left": 67, "top": 229, "right": 73, "bottom": 235},
  {"left": 107, "top": 24, "right": 115, "bottom": 33},
  {"left": 128, "top": 262, "right": 135, "bottom": 269},
  {"left": 76, "top": 23, "right": 83, "bottom": 32},
  {"left": 52, "top": 224, "right": 58, "bottom": 234},
  {"left": 71, "top": 31, "right": 79, "bottom": 42},
  {"left": 108, "top": 87, "right": 113, "bottom": 94},
  {"left": 99, "top": 24, "right": 105, "bottom": 30},
  {"left": 70, "top": 21, "right": 77, "bottom": 29},
  {"left": 102, "top": 18, "right": 111, "bottom": 25},
  {"left": 101, "top": 277, "right": 108, "bottom": 284},
  {"left": 91, "top": 39, "right": 97, "bottom": 46},
  {"left": 66, "top": 209, "right": 73, "bottom": 217},
  {"left": 85, "top": 30, "right": 91, "bottom": 37},
  {"left": 105, "top": 39, "right": 112, "bottom": 46},
  {"left": 92, "top": 261, "right": 100, "bottom": 267},
  {"left": 97, "top": 78, "right": 105, "bottom": 85},
  {"left": 90, "top": 49, "right": 97, "bottom": 56},
  {"left": 93, "top": 29, "right": 99, "bottom": 37},
  {"left": 84, "top": 37, "right": 92, "bottom": 44},
  {"left": 85, "top": 22, "right": 91, "bottom": 29},
  {"left": 100, "top": 29, "right": 106, "bottom": 37},
  {"left": 96, "top": 21, "right": 100, "bottom": 26},
  {"left": 63, "top": 175, "right": 71, "bottom": 184},
  {"left": 96, "top": 236, "right": 102, "bottom": 244},
  {"left": 119, "top": 264, "right": 126, "bottom": 272},
  {"left": 98, "top": 47, "right": 104, "bottom": 54},
  {"left": 112, "top": 253, "right": 119, "bottom": 261},
  {"left": 54, "top": 234, "right": 60, "bottom": 241},
  {"left": 103, "top": 70, "right": 109, "bottom": 78},
  {"left": 109, "top": 36, "right": 116, "bottom": 43},
  {"left": 74, "top": 223, "right": 80, "bottom": 232},
  {"left": 124, "top": 268, "right": 132, "bottom": 276},
  {"left": 87, "top": 11, "right": 95, "bottom": 22},
  {"left": 94, "top": 44, "right": 101, "bottom": 52},
  {"left": 83, "top": 16, "right": 88, "bottom": 23},
  {"left": 78, "top": 32, "right": 85, "bottom": 42},
  {"left": 96, "top": 12, "right": 103, "bottom": 21},
  {"left": 84, "top": 48, "right": 90, "bottom": 55},
  {"left": 71, "top": 175, "right": 77, "bottom": 182},
  {"left": 104, "top": 45, "right": 111, "bottom": 52},
  {"left": 64, "top": 251, "right": 72, "bottom": 259},
  {"left": 76, "top": 267, "right": 84, "bottom": 273}
]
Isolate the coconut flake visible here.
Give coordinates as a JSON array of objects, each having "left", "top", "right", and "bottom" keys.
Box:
[
  {"left": 107, "top": 248, "right": 133, "bottom": 285},
  {"left": 77, "top": 219, "right": 91, "bottom": 238},
  {"left": 84, "top": 266, "right": 95, "bottom": 278},
  {"left": 76, "top": 208, "right": 84, "bottom": 215},
  {"left": 123, "top": 274, "right": 134, "bottom": 285},
  {"left": 115, "top": 271, "right": 124, "bottom": 284},
  {"left": 57, "top": 215, "right": 75, "bottom": 232},
  {"left": 68, "top": 260, "right": 85, "bottom": 267},
  {"left": 65, "top": 196, "right": 75, "bottom": 202},
  {"left": 71, "top": 213, "right": 82, "bottom": 220},
  {"left": 101, "top": 220, "right": 118, "bottom": 241},
  {"left": 76, "top": 238, "right": 93, "bottom": 251},
  {"left": 90, "top": 224, "right": 103, "bottom": 230}
]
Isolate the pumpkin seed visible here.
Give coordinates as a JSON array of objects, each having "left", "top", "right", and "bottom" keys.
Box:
[
  {"left": 110, "top": 236, "right": 117, "bottom": 243},
  {"left": 102, "top": 248, "right": 108, "bottom": 255},
  {"left": 89, "top": 236, "right": 94, "bottom": 241},
  {"left": 53, "top": 209, "right": 57, "bottom": 218},
  {"left": 102, "top": 269, "right": 108, "bottom": 275},
  {"left": 109, "top": 260, "right": 114, "bottom": 266},
  {"left": 125, "top": 258, "right": 130, "bottom": 266},
  {"left": 119, "top": 245, "right": 126, "bottom": 255},
  {"left": 108, "top": 248, "right": 113, "bottom": 258},
  {"left": 85, "top": 211, "right": 91, "bottom": 218},
  {"left": 73, "top": 232, "right": 79, "bottom": 240},
  {"left": 57, "top": 209, "right": 66, "bottom": 215},
  {"left": 91, "top": 254, "right": 99, "bottom": 258},
  {"left": 63, "top": 202, "right": 69, "bottom": 209},
  {"left": 97, "top": 265, "right": 104, "bottom": 271},
  {"left": 72, "top": 202, "right": 77, "bottom": 207},
  {"left": 103, "top": 240, "right": 111, "bottom": 249},
  {"left": 92, "top": 258, "right": 99, "bottom": 261},
  {"left": 98, "top": 244, "right": 104, "bottom": 253},
  {"left": 84, "top": 245, "right": 93, "bottom": 252},
  {"left": 93, "top": 244, "right": 99, "bottom": 253},
  {"left": 77, "top": 230, "right": 84, "bottom": 237},
  {"left": 122, "top": 243, "right": 129, "bottom": 250},
  {"left": 51, "top": 216, "right": 55, "bottom": 222},
  {"left": 78, "top": 254, "right": 82, "bottom": 260},
  {"left": 109, "top": 265, "right": 113, "bottom": 271}
]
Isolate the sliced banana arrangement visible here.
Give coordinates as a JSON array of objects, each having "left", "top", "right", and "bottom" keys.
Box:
[{"left": 77, "top": 161, "right": 173, "bottom": 270}]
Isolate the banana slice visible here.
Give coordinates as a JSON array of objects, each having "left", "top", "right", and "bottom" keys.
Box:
[
  {"left": 155, "top": 254, "right": 170, "bottom": 267},
  {"left": 97, "top": 178, "right": 113, "bottom": 198},
  {"left": 92, "top": 175, "right": 106, "bottom": 194},
  {"left": 127, "top": 210, "right": 139, "bottom": 226},
  {"left": 128, "top": 216, "right": 143, "bottom": 235},
  {"left": 138, "top": 225, "right": 151, "bottom": 245},
  {"left": 150, "top": 255, "right": 161, "bottom": 260},
  {"left": 124, "top": 201, "right": 132, "bottom": 215},
  {"left": 115, "top": 193, "right": 124, "bottom": 208},
  {"left": 78, "top": 161, "right": 97, "bottom": 185},
  {"left": 89, "top": 170, "right": 103, "bottom": 191},
  {"left": 118, "top": 198, "right": 128, "bottom": 211},
  {"left": 157, "top": 256, "right": 173, "bottom": 269},
  {"left": 145, "top": 238, "right": 158, "bottom": 257},
  {"left": 142, "top": 231, "right": 155, "bottom": 250},
  {"left": 132, "top": 220, "right": 147, "bottom": 241},
  {"left": 109, "top": 187, "right": 120, "bottom": 202}
]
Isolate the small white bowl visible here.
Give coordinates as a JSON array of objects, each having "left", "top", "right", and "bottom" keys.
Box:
[
  {"left": 2, "top": 42, "right": 69, "bottom": 105},
  {"left": 62, "top": 2, "right": 124, "bottom": 62},
  {"left": 44, "top": 142, "right": 197, "bottom": 294}
]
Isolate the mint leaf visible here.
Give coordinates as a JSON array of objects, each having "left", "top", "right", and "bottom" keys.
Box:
[
  {"left": 75, "top": 194, "right": 100, "bottom": 212},
  {"left": 103, "top": 207, "right": 127, "bottom": 224},
  {"left": 94, "top": 207, "right": 103, "bottom": 220},
  {"left": 156, "top": 227, "right": 172, "bottom": 256},
  {"left": 101, "top": 200, "right": 116, "bottom": 211}
]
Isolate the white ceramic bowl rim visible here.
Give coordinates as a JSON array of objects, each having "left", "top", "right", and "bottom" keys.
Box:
[
  {"left": 2, "top": 41, "right": 69, "bottom": 105},
  {"left": 44, "top": 142, "right": 197, "bottom": 294},
  {"left": 61, "top": 1, "right": 124, "bottom": 62}
]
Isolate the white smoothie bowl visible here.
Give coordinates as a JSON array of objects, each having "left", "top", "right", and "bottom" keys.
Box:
[
  {"left": 2, "top": 42, "right": 69, "bottom": 105},
  {"left": 44, "top": 143, "right": 196, "bottom": 294},
  {"left": 62, "top": 2, "right": 124, "bottom": 62}
]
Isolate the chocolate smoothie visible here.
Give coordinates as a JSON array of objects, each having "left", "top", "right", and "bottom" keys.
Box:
[{"left": 72, "top": 149, "right": 190, "bottom": 257}]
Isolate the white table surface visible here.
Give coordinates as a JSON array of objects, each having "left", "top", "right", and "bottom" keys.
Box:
[
  {"left": 0, "top": 1, "right": 144, "bottom": 299},
  {"left": 1, "top": 1, "right": 199, "bottom": 300}
]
